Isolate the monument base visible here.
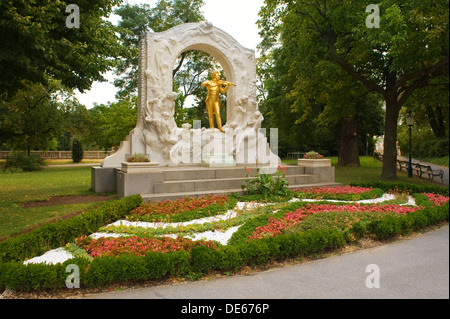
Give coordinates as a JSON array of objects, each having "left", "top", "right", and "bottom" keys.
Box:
[
  {"left": 297, "top": 159, "right": 331, "bottom": 167},
  {"left": 201, "top": 131, "right": 236, "bottom": 167},
  {"left": 201, "top": 154, "right": 236, "bottom": 167}
]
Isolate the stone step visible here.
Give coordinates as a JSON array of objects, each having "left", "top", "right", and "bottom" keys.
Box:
[
  {"left": 153, "top": 174, "right": 320, "bottom": 194},
  {"left": 143, "top": 182, "right": 342, "bottom": 202},
  {"left": 161, "top": 166, "right": 300, "bottom": 181}
]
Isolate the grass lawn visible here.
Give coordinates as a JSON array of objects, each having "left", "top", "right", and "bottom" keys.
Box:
[
  {"left": 0, "top": 166, "right": 113, "bottom": 239},
  {"left": 0, "top": 157, "right": 444, "bottom": 240}
]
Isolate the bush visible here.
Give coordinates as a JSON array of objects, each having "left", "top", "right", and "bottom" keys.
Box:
[
  {"left": 350, "top": 181, "right": 448, "bottom": 196},
  {"left": 190, "top": 245, "right": 220, "bottom": 273},
  {"left": 4, "top": 152, "right": 46, "bottom": 172},
  {"left": 367, "top": 204, "right": 449, "bottom": 240},
  {"left": 412, "top": 137, "right": 449, "bottom": 158},
  {"left": 144, "top": 252, "right": 171, "bottom": 279},
  {"left": 72, "top": 140, "right": 84, "bottom": 163}
]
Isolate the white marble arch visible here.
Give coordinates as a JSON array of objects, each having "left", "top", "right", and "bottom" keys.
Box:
[{"left": 102, "top": 22, "right": 279, "bottom": 167}]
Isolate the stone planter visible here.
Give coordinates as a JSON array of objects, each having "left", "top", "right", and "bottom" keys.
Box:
[
  {"left": 121, "top": 162, "right": 160, "bottom": 173},
  {"left": 297, "top": 158, "right": 331, "bottom": 167}
]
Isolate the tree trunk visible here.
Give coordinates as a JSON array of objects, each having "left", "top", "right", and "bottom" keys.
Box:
[
  {"left": 425, "top": 104, "right": 446, "bottom": 138},
  {"left": 381, "top": 97, "right": 401, "bottom": 180},
  {"left": 336, "top": 118, "right": 360, "bottom": 167}
]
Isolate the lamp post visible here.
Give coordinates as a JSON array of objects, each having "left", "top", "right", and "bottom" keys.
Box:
[{"left": 406, "top": 111, "right": 414, "bottom": 178}]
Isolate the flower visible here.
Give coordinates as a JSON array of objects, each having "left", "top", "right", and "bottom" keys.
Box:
[
  {"left": 130, "top": 195, "right": 229, "bottom": 218},
  {"left": 127, "top": 153, "right": 150, "bottom": 163},
  {"left": 249, "top": 202, "right": 424, "bottom": 240},
  {"left": 304, "top": 151, "right": 323, "bottom": 159},
  {"left": 77, "top": 236, "right": 218, "bottom": 258}
]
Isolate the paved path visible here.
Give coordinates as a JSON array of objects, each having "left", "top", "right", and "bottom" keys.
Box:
[{"left": 85, "top": 225, "right": 449, "bottom": 299}]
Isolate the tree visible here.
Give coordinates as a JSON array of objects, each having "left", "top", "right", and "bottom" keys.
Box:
[
  {"left": 85, "top": 97, "right": 138, "bottom": 150},
  {"left": 72, "top": 139, "right": 84, "bottom": 163},
  {"left": 113, "top": 0, "right": 206, "bottom": 98},
  {"left": 58, "top": 96, "right": 94, "bottom": 150},
  {"left": 403, "top": 84, "right": 449, "bottom": 139},
  {"left": 258, "top": 3, "right": 384, "bottom": 163},
  {"left": 0, "top": 0, "right": 122, "bottom": 97},
  {"left": 259, "top": 0, "right": 449, "bottom": 179},
  {"left": 0, "top": 81, "right": 63, "bottom": 155}
]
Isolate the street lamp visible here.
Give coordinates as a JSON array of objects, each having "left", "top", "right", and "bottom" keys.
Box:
[{"left": 406, "top": 111, "right": 414, "bottom": 178}]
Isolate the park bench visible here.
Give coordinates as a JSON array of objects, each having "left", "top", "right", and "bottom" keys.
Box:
[
  {"left": 397, "top": 160, "right": 421, "bottom": 175},
  {"left": 397, "top": 160, "right": 409, "bottom": 171},
  {"left": 416, "top": 164, "right": 445, "bottom": 183}
]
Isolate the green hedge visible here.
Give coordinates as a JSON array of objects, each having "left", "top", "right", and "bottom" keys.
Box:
[
  {"left": 0, "top": 195, "right": 143, "bottom": 263},
  {"left": 367, "top": 203, "right": 449, "bottom": 240},
  {"left": 0, "top": 192, "right": 448, "bottom": 292},
  {"left": 350, "top": 181, "right": 449, "bottom": 196}
]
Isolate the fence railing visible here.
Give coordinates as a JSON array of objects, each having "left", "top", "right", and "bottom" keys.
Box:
[{"left": 0, "top": 151, "right": 113, "bottom": 160}]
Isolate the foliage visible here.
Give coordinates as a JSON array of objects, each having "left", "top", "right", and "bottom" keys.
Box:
[
  {"left": 4, "top": 152, "right": 46, "bottom": 172},
  {"left": 113, "top": 0, "right": 207, "bottom": 98},
  {"left": 249, "top": 202, "right": 424, "bottom": 240},
  {"left": 0, "top": 0, "right": 122, "bottom": 96},
  {"left": 241, "top": 167, "right": 291, "bottom": 198},
  {"left": 258, "top": 0, "right": 449, "bottom": 179},
  {"left": 127, "top": 153, "right": 150, "bottom": 163},
  {"left": 71, "top": 140, "right": 84, "bottom": 163},
  {"left": 304, "top": 151, "right": 324, "bottom": 160},
  {"left": 128, "top": 195, "right": 234, "bottom": 222},
  {"left": 0, "top": 81, "right": 64, "bottom": 154},
  {"left": 84, "top": 97, "right": 138, "bottom": 150},
  {"left": 57, "top": 97, "right": 93, "bottom": 151},
  {"left": 294, "top": 186, "right": 384, "bottom": 201},
  {"left": 76, "top": 236, "right": 217, "bottom": 258}
]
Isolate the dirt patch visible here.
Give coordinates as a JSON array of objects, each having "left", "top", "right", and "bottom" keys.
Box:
[{"left": 22, "top": 195, "right": 115, "bottom": 208}]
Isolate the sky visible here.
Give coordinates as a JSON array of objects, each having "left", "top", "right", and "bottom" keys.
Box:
[{"left": 74, "top": 0, "right": 265, "bottom": 108}]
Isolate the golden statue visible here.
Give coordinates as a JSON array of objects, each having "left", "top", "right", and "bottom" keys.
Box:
[{"left": 201, "top": 71, "right": 236, "bottom": 133}]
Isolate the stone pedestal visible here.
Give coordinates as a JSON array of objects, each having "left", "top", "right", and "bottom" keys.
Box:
[
  {"left": 297, "top": 159, "right": 331, "bottom": 167},
  {"left": 121, "top": 162, "right": 160, "bottom": 173},
  {"left": 201, "top": 131, "right": 236, "bottom": 167}
]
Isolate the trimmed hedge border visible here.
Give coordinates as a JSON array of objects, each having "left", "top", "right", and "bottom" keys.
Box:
[{"left": 0, "top": 186, "right": 449, "bottom": 292}]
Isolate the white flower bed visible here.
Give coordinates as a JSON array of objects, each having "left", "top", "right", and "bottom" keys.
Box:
[{"left": 22, "top": 194, "right": 416, "bottom": 265}]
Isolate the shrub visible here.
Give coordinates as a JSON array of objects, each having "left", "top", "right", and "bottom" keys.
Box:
[
  {"left": 190, "top": 245, "right": 220, "bottom": 273},
  {"left": 0, "top": 261, "right": 64, "bottom": 291},
  {"left": 72, "top": 140, "right": 84, "bottom": 163},
  {"left": 144, "top": 252, "right": 171, "bottom": 279},
  {"left": 127, "top": 153, "right": 150, "bottom": 163},
  {"left": 4, "top": 152, "right": 46, "bottom": 172},
  {"left": 241, "top": 167, "right": 291, "bottom": 198},
  {"left": 304, "top": 151, "right": 324, "bottom": 159},
  {"left": 217, "top": 246, "right": 244, "bottom": 272}
]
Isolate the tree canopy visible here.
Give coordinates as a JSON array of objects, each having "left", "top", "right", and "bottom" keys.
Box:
[
  {"left": 0, "top": 0, "right": 123, "bottom": 97},
  {"left": 113, "top": 0, "right": 207, "bottom": 98},
  {"left": 258, "top": 0, "right": 449, "bottom": 178}
]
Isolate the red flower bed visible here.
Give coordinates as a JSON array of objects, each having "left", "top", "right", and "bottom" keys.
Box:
[
  {"left": 130, "top": 195, "right": 229, "bottom": 216},
  {"left": 295, "top": 185, "right": 373, "bottom": 195},
  {"left": 423, "top": 193, "right": 449, "bottom": 206},
  {"left": 249, "top": 202, "right": 424, "bottom": 240},
  {"left": 77, "top": 236, "right": 217, "bottom": 258}
]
